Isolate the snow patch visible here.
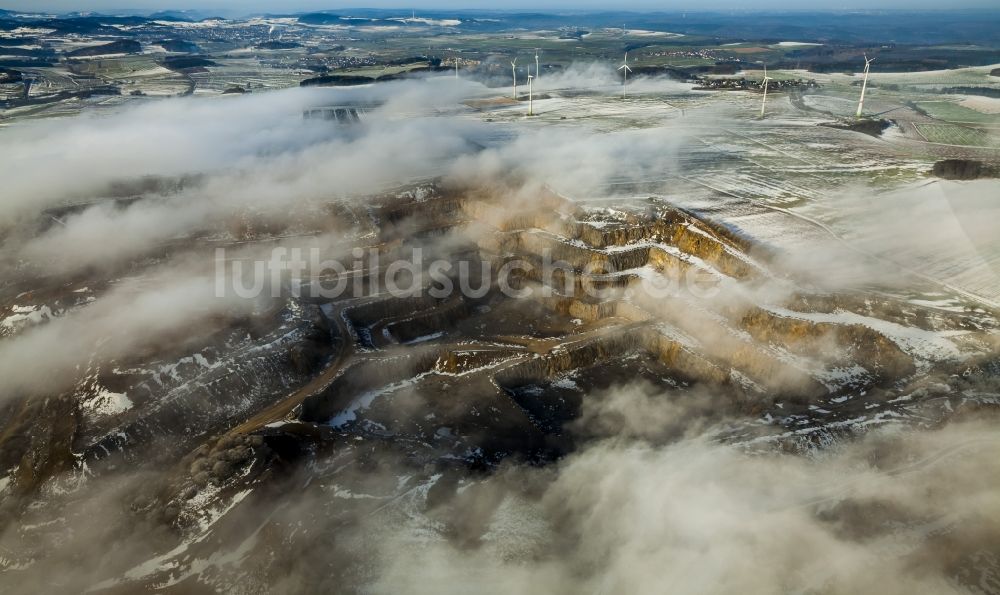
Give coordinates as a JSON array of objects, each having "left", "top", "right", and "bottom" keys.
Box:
[
  {"left": 82, "top": 388, "right": 133, "bottom": 417},
  {"left": 766, "top": 306, "right": 965, "bottom": 364},
  {"left": 2, "top": 304, "right": 53, "bottom": 329}
]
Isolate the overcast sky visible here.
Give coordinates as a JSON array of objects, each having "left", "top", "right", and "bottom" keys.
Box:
[{"left": 3, "top": 1, "right": 998, "bottom": 14}]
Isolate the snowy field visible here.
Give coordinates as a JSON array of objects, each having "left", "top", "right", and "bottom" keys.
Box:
[{"left": 487, "top": 75, "right": 1000, "bottom": 307}]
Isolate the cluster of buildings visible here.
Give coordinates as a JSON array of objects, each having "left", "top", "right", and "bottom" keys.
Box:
[{"left": 694, "top": 76, "right": 819, "bottom": 91}]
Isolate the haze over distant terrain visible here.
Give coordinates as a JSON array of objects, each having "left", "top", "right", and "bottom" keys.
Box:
[{"left": 4, "top": 1, "right": 1000, "bottom": 14}]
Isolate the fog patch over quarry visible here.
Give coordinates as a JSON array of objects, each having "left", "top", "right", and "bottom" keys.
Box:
[
  {"left": 0, "top": 266, "right": 266, "bottom": 396},
  {"left": 364, "top": 417, "right": 1000, "bottom": 595},
  {"left": 1, "top": 55, "right": 999, "bottom": 595},
  {"left": 1, "top": 67, "right": 689, "bottom": 272}
]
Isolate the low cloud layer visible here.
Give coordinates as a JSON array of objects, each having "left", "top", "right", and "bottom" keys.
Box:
[
  {"left": 767, "top": 179, "right": 1000, "bottom": 300},
  {"left": 365, "top": 409, "right": 1000, "bottom": 595},
  {"left": 0, "top": 265, "right": 265, "bottom": 395}
]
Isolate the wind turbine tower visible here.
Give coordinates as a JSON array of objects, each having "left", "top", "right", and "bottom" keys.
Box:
[
  {"left": 856, "top": 55, "right": 875, "bottom": 118},
  {"left": 535, "top": 49, "right": 540, "bottom": 80},
  {"left": 759, "top": 65, "right": 773, "bottom": 119},
  {"left": 511, "top": 58, "right": 518, "bottom": 99},
  {"left": 618, "top": 52, "right": 633, "bottom": 99},
  {"left": 528, "top": 74, "right": 534, "bottom": 116}
]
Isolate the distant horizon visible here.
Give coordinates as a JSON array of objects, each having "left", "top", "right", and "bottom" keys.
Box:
[{"left": 4, "top": 2, "right": 1000, "bottom": 18}]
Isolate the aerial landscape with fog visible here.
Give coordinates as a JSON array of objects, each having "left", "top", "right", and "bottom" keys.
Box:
[{"left": 1, "top": 2, "right": 999, "bottom": 593}]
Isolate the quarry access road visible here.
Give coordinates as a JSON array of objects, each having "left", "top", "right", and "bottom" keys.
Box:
[{"left": 224, "top": 304, "right": 355, "bottom": 438}]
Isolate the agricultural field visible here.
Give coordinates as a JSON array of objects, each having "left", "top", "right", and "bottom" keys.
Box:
[
  {"left": 187, "top": 58, "right": 311, "bottom": 93},
  {"left": 68, "top": 56, "right": 192, "bottom": 96},
  {"left": 916, "top": 99, "right": 1000, "bottom": 124},
  {"left": 914, "top": 122, "right": 999, "bottom": 147}
]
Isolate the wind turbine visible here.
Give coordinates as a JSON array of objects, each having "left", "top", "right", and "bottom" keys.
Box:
[
  {"left": 535, "top": 49, "right": 540, "bottom": 80},
  {"left": 759, "top": 64, "right": 773, "bottom": 119},
  {"left": 527, "top": 73, "right": 534, "bottom": 116},
  {"left": 511, "top": 58, "right": 518, "bottom": 99},
  {"left": 618, "top": 52, "right": 633, "bottom": 99},
  {"left": 856, "top": 54, "right": 875, "bottom": 118},
  {"left": 454, "top": 56, "right": 459, "bottom": 79}
]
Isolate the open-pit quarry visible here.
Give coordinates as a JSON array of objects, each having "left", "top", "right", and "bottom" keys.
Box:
[{"left": 2, "top": 172, "right": 998, "bottom": 592}]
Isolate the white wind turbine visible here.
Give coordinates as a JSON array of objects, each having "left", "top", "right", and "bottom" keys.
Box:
[
  {"left": 856, "top": 54, "right": 875, "bottom": 118},
  {"left": 535, "top": 49, "right": 540, "bottom": 80},
  {"left": 759, "top": 64, "right": 773, "bottom": 119},
  {"left": 511, "top": 58, "right": 518, "bottom": 99},
  {"left": 527, "top": 73, "right": 534, "bottom": 116},
  {"left": 454, "top": 56, "right": 459, "bottom": 79},
  {"left": 618, "top": 52, "right": 633, "bottom": 99}
]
